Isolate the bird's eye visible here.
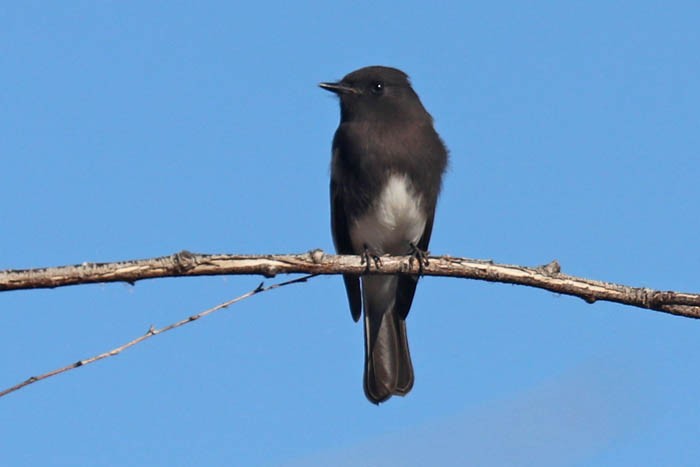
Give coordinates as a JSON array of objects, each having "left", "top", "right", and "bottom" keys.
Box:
[{"left": 370, "top": 81, "right": 384, "bottom": 95}]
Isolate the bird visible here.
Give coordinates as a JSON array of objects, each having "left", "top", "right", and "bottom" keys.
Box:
[{"left": 319, "top": 66, "right": 448, "bottom": 404}]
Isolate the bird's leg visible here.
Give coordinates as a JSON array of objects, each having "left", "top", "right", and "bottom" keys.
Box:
[
  {"left": 361, "top": 244, "right": 383, "bottom": 272},
  {"left": 408, "top": 242, "right": 430, "bottom": 274}
]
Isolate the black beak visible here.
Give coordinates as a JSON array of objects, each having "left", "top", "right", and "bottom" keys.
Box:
[{"left": 319, "top": 82, "right": 358, "bottom": 95}]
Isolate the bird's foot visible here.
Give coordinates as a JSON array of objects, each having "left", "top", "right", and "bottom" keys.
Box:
[
  {"left": 408, "top": 242, "right": 430, "bottom": 274},
  {"left": 361, "top": 246, "right": 383, "bottom": 272}
]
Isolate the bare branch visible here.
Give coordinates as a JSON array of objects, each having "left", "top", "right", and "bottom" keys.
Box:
[
  {"left": 0, "top": 274, "right": 316, "bottom": 399},
  {"left": 1, "top": 250, "right": 699, "bottom": 318}
]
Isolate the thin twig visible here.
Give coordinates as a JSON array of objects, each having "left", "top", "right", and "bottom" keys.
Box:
[{"left": 0, "top": 274, "right": 316, "bottom": 399}]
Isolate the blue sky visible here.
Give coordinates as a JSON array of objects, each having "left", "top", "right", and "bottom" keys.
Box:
[{"left": 1, "top": 2, "right": 699, "bottom": 466}]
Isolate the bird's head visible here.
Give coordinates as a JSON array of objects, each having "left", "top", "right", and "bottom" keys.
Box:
[{"left": 320, "top": 66, "right": 429, "bottom": 123}]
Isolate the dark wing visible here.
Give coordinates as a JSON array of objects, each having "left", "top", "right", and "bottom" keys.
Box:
[
  {"left": 331, "top": 178, "right": 362, "bottom": 322},
  {"left": 394, "top": 122, "right": 448, "bottom": 320},
  {"left": 395, "top": 209, "right": 435, "bottom": 320}
]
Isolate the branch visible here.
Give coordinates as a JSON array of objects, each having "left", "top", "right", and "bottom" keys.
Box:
[
  {"left": 0, "top": 274, "right": 316, "bottom": 398},
  {"left": 1, "top": 250, "right": 699, "bottom": 318}
]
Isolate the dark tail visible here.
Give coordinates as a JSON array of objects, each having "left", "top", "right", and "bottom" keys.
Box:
[{"left": 362, "top": 276, "right": 414, "bottom": 404}]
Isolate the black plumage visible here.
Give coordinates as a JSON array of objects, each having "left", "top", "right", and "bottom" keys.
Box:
[{"left": 320, "top": 66, "right": 448, "bottom": 403}]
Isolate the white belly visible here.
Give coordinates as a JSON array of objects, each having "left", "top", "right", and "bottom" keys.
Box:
[{"left": 350, "top": 174, "right": 426, "bottom": 255}]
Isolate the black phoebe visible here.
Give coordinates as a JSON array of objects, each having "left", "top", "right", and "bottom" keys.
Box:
[{"left": 320, "top": 66, "right": 448, "bottom": 404}]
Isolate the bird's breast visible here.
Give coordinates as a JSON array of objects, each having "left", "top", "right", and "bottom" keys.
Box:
[{"left": 350, "top": 174, "right": 426, "bottom": 255}]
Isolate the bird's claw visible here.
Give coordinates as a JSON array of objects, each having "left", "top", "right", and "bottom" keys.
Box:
[
  {"left": 408, "top": 242, "right": 430, "bottom": 274},
  {"left": 361, "top": 246, "right": 383, "bottom": 272}
]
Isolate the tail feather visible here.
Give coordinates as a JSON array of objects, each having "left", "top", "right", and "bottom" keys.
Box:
[
  {"left": 393, "top": 319, "right": 414, "bottom": 395},
  {"left": 362, "top": 276, "right": 414, "bottom": 404}
]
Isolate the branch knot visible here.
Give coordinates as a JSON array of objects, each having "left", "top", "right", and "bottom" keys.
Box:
[{"left": 173, "top": 250, "right": 198, "bottom": 272}]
